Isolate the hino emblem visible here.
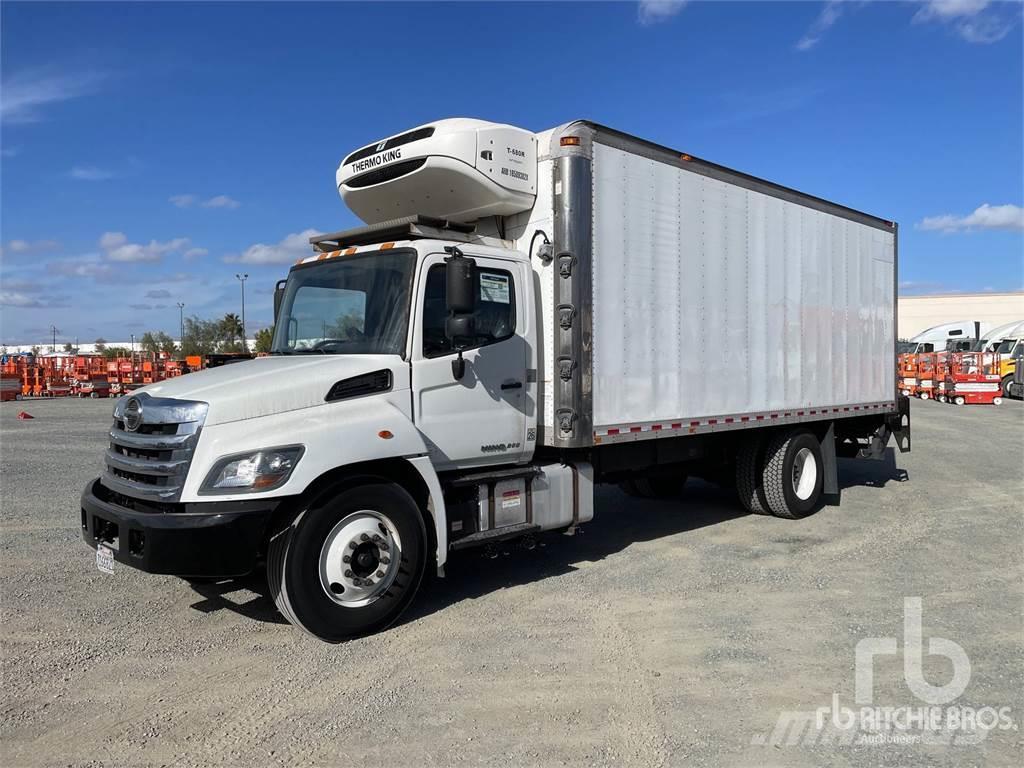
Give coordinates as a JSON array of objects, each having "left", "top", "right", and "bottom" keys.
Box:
[{"left": 123, "top": 397, "right": 143, "bottom": 432}]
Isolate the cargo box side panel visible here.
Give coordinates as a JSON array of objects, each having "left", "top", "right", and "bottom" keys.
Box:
[{"left": 591, "top": 141, "right": 895, "bottom": 430}]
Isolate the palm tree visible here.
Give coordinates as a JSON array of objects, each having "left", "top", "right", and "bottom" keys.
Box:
[{"left": 220, "top": 313, "right": 244, "bottom": 351}]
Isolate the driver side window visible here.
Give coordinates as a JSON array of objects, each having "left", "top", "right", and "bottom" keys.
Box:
[{"left": 422, "top": 263, "right": 516, "bottom": 358}]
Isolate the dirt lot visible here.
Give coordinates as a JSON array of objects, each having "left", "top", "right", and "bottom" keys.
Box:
[{"left": 1, "top": 397, "right": 1022, "bottom": 767}]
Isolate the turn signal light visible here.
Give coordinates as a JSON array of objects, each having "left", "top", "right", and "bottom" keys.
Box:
[
  {"left": 560, "top": 137, "right": 581, "bottom": 146},
  {"left": 380, "top": 242, "right": 395, "bottom": 250}
]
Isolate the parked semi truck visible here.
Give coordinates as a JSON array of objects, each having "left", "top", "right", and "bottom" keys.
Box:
[{"left": 81, "top": 118, "right": 910, "bottom": 641}]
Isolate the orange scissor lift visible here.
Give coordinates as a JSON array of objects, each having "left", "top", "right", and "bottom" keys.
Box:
[
  {"left": 915, "top": 352, "right": 936, "bottom": 401},
  {"left": 942, "top": 351, "right": 1003, "bottom": 406},
  {"left": 898, "top": 353, "right": 918, "bottom": 397},
  {"left": 934, "top": 352, "right": 951, "bottom": 402}
]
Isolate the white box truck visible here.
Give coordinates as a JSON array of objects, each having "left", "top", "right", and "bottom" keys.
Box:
[{"left": 81, "top": 118, "right": 911, "bottom": 641}]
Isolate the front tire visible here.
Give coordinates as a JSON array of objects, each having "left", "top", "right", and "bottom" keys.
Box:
[
  {"left": 1001, "top": 375, "right": 1013, "bottom": 398},
  {"left": 760, "top": 430, "right": 824, "bottom": 519},
  {"left": 268, "top": 483, "right": 427, "bottom": 642}
]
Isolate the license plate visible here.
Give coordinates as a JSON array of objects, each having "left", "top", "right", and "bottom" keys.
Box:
[{"left": 96, "top": 545, "right": 115, "bottom": 575}]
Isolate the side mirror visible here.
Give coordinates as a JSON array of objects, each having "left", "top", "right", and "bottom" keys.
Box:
[
  {"left": 445, "top": 250, "right": 476, "bottom": 314},
  {"left": 443, "top": 247, "right": 477, "bottom": 381},
  {"left": 273, "top": 280, "right": 287, "bottom": 324}
]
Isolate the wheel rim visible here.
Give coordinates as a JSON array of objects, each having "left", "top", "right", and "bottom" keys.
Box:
[
  {"left": 791, "top": 447, "right": 818, "bottom": 501},
  {"left": 319, "top": 510, "right": 403, "bottom": 608}
]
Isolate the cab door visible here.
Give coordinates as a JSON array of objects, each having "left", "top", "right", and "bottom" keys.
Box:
[{"left": 411, "top": 252, "right": 531, "bottom": 470}]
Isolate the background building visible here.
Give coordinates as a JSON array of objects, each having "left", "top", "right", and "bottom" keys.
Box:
[{"left": 898, "top": 292, "right": 1024, "bottom": 339}]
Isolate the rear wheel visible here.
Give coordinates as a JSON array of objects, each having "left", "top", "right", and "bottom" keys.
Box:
[
  {"left": 268, "top": 483, "right": 427, "bottom": 642},
  {"left": 954, "top": 396, "right": 966, "bottom": 406},
  {"left": 760, "top": 430, "right": 823, "bottom": 519},
  {"left": 1001, "top": 375, "right": 1013, "bottom": 398},
  {"left": 736, "top": 437, "right": 768, "bottom": 514}
]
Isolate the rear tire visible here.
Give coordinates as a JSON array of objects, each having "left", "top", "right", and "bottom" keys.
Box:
[
  {"left": 954, "top": 396, "right": 966, "bottom": 406},
  {"left": 268, "top": 483, "right": 427, "bottom": 642},
  {"left": 1001, "top": 375, "right": 1013, "bottom": 398},
  {"left": 736, "top": 438, "right": 769, "bottom": 514},
  {"left": 760, "top": 430, "right": 823, "bottom": 519}
]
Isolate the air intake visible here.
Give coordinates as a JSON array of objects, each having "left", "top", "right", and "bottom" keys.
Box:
[
  {"left": 325, "top": 370, "right": 393, "bottom": 402},
  {"left": 346, "top": 158, "right": 427, "bottom": 190}
]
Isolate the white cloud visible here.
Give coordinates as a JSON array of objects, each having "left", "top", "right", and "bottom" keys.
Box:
[
  {"left": 913, "top": 0, "right": 1018, "bottom": 44},
  {"left": 70, "top": 164, "right": 116, "bottom": 181},
  {"left": 796, "top": 1, "right": 847, "bottom": 51},
  {"left": 637, "top": 0, "right": 687, "bottom": 26},
  {"left": 0, "top": 69, "right": 104, "bottom": 124},
  {"left": 0, "top": 291, "right": 69, "bottom": 308},
  {"left": 170, "top": 193, "right": 241, "bottom": 210},
  {"left": 184, "top": 247, "right": 208, "bottom": 260},
  {"left": 226, "top": 229, "right": 319, "bottom": 265},
  {"left": 917, "top": 203, "right": 1024, "bottom": 233},
  {"left": 202, "top": 195, "right": 240, "bottom": 210},
  {"left": 0, "top": 238, "right": 60, "bottom": 257},
  {"left": 99, "top": 232, "right": 192, "bottom": 263}
]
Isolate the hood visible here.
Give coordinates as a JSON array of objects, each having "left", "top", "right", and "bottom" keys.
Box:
[{"left": 137, "top": 355, "right": 409, "bottom": 425}]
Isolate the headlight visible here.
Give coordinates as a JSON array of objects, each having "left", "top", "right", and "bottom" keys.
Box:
[{"left": 200, "top": 445, "right": 304, "bottom": 494}]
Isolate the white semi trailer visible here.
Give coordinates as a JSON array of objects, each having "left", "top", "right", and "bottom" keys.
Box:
[{"left": 81, "top": 119, "right": 911, "bottom": 641}]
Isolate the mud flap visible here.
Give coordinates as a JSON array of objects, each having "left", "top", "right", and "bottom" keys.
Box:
[
  {"left": 859, "top": 395, "right": 911, "bottom": 459},
  {"left": 820, "top": 422, "right": 838, "bottom": 496},
  {"left": 887, "top": 394, "right": 911, "bottom": 454}
]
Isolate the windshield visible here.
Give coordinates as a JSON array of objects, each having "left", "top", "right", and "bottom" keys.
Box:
[
  {"left": 271, "top": 250, "right": 416, "bottom": 356},
  {"left": 996, "top": 338, "right": 1018, "bottom": 355}
]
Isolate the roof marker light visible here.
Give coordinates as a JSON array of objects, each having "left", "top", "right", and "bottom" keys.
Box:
[{"left": 560, "top": 137, "right": 581, "bottom": 146}]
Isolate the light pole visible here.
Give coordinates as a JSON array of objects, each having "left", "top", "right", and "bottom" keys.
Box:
[
  {"left": 177, "top": 302, "right": 185, "bottom": 350},
  {"left": 50, "top": 325, "right": 59, "bottom": 352},
  {"left": 130, "top": 334, "right": 136, "bottom": 376},
  {"left": 235, "top": 273, "right": 248, "bottom": 351}
]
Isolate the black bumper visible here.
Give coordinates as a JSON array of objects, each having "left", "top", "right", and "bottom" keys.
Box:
[{"left": 80, "top": 478, "right": 284, "bottom": 577}]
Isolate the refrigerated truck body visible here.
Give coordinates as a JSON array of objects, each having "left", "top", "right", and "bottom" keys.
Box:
[{"left": 80, "top": 118, "right": 910, "bottom": 640}]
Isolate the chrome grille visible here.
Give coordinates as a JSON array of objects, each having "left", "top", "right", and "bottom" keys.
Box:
[{"left": 103, "top": 393, "right": 208, "bottom": 503}]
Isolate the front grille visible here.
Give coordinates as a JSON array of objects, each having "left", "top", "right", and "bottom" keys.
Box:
[{"left": 102, "top": 394, "right": 208, "bottom": 504}]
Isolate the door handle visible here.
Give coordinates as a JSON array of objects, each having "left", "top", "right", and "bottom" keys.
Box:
[{"left": 501, "top": 380, "right": 523, "bottom": 390}]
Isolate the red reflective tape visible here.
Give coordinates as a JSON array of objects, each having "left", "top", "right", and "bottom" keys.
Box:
[
  {"left": 740, "top": 416, "right": 749, "bottom": 422},
  {"left": 652, "top": 424, "right": 662, "bottom": 431},
  {"left": 724, "top": 417, "right": 734, "bottom": 423},
  {"left": 770, "top": 414, "right": 779, "bottom": 419},
  {"left": 630, "top": 426, "right": 642, "bottom": 433},
  {"left": 756, "top": 415, "right": 765, "bottom": 420},
  {"left": 708, "top": 419, "right": 718, "bottom": 425},
  {"left": 797, "top": 411, "right": 804, "bottom": 416},
  {"left": 671, "top": 423, "right": 682, "bottom": 429},
  {"left": 607, "top": 428, "right": 619, "bottom": 435},
  {"left": 690, "top": 421, "right": 700, "bottom": 427}
]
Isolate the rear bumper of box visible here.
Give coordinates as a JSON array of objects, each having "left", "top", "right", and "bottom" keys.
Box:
[{"left": 80, "top": 479, "right": 284, "bottom": 577}]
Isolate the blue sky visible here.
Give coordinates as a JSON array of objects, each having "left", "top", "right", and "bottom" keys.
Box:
[{"left": 2, "top": 0, "right": 1022, "bottom": 346}]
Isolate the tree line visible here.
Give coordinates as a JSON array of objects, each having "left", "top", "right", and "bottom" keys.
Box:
[{"left": 81, "top": 315, "right": 275, "bottom": 358}]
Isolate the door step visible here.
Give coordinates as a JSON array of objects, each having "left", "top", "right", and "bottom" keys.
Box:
[{"left": 449, "top": 523, "right": 540, "bottom": 551}]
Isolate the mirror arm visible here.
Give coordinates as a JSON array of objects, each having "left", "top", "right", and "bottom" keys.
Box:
[{"left": 451, "top": 349, "right": 466, "bottom": 380}]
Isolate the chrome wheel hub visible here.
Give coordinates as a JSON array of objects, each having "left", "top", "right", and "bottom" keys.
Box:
[
  {"left": 319, "top": 510, "right": 402, "bottom": 608},
  {"left": 791, "top": 447, "right": 818, "bottom": 501}
]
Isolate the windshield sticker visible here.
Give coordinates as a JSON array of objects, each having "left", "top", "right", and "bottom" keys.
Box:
[{"left": 480, "top": 273, "right": 510, "bottom": 304}]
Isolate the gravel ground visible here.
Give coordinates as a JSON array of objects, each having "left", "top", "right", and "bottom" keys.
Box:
[{"left": 1, "top": 396, "right": 1022, "bottom": 767}]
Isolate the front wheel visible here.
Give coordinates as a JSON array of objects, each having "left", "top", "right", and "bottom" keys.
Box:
[
  {"left": 1001, "top": 375, "right": 1013, "bottom": 398},
  {"left": 268, "top": 483, "right": 427, "bottom": 642}
]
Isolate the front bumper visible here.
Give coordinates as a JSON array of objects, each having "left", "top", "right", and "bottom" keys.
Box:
[{"left": 80, "top": 478, "right": 284, "bottom": 577}]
